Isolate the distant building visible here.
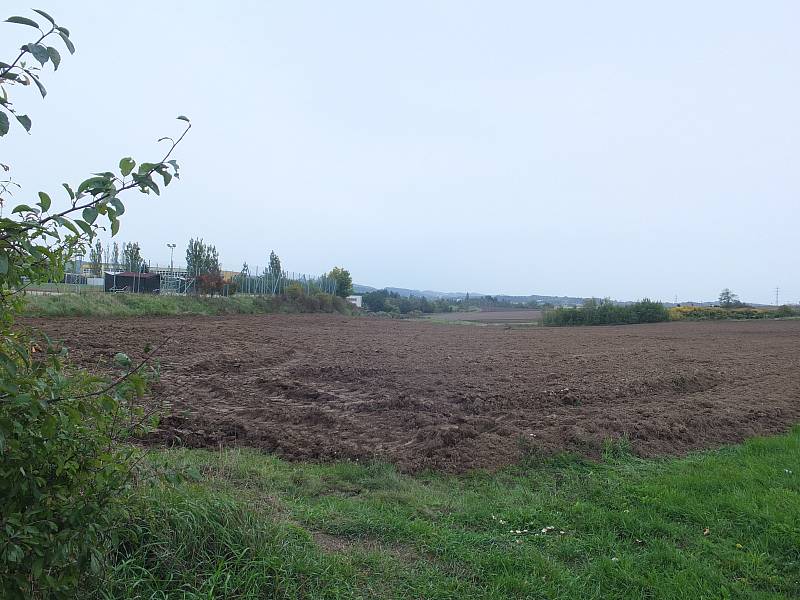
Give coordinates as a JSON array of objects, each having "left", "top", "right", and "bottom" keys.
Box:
[
  {"left": 346, "top": 295, "right": 363, "bottom": 308},
  {"left": 104, "top": 271, "right": 161, "bottom": 294},
  {"left": 150, "top": 265, "right": 188, "bottom": 278}
]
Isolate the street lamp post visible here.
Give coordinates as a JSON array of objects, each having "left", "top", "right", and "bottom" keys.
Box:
[
  {"left": 167, "top": 243, "right": 176, "bottom": 272},
  {"left": 167, "top": 243, "right": 176, "bottom": 293}
]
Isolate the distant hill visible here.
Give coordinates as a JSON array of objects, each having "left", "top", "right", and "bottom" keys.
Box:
[
  {"left": 352, "top": 284, "right": 476, "bottom": 300},
  {"left": 352, "top": 284, "right": 584, "bottom": 306}
]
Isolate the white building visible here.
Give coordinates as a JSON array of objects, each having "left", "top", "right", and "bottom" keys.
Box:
[{"left": 346, "top": 295, "right": 363, "bottom": 308}]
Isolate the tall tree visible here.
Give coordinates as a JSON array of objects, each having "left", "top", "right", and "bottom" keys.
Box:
[
  {"left": 111, "top": 241, "right": 120, "bottom": 270},
  {"left": 186, "top": 238, "right": 220, "bottom": 276},
  {"left": 122, "top": 242, "right": 146, "bottom": 272},
  {"left": 88, "top": 239, "right": 103, "bottom": 277},
  {"left": 268, "top": 250, "right": 281, "bottom": 279},
  {"left": 718, "top": 288, "right": 739, "bottom": 308},
  {"left": 328, "top": 266, "right": 353, "bottom": 298}
]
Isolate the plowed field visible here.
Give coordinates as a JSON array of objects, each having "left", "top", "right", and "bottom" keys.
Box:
[{"left": 30, "top": 315, "right": 800, "bottom": 472}]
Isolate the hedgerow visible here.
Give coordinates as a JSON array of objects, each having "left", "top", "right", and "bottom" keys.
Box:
[
  {"left": 668, "top": 305, "right": 798, "bottom": 320},
  {"left": 543, "top": 298, "right": 670, "bottom": 326}
]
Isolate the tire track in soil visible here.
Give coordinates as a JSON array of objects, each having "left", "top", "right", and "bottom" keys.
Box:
[{"left": 27, "top": 315, "right": 800, "bottom": 472}]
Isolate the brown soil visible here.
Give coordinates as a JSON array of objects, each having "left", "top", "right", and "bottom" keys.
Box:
[
  {"left": 427, "top": 309, "right": 543, "bottom": 323},
  {"left": 29, "top": 315, "right": 800, "bottom": 473}
]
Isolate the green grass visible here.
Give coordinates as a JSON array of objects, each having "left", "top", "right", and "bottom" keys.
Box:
[
  {"left": 95, "top": 428, "right": 800, "bottom": 598},
  {"left": 23, "top": 292, "right": 353, "bottom": 317}
]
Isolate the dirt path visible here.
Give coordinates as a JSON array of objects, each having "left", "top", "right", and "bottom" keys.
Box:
[{"left": 29, "top": 315, "right": 800, "bottom": 472}]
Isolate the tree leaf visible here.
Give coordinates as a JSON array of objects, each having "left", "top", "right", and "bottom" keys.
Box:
[
  {"left": 28, "top": 72, "right": 47, "bottom": 98},
  {"left": 26, "top": 44, "right": 50, "bottom": 66},
  {"left": 143, "top": 178, "right": 160, "bottom": 195},
  {"left": 176, "top": 115, "right": 190, "bottom": 122},
  {"left": 37, "top": 191, "right": 51, "bottom": 211},
  {"left": 74, "top": 219, "right": 93, "bottom": 238},
  {"left": 109, "top": 197, "right": 125, "bottom": 216},
  {"left": 15, "top": 114, "right": 31, "bottom": 132},
  {"left": 0, "top": 111, "right": 8, "bottom": 137},
  {"left": 58, "top": 31, "right": 75, "bottom": 54},
  {"left": 62, "top": 183, "right": 75, "bottom": 200},
  {"left": 110, "top": 218, "right": 120, "bottom": 236},
  {"left": 77, "top": 176, "right": 109, "bottom": 195},
  {"left": 5, "top": 16, "right": 40, "bottom": 29},
  {"left": 118, "top": 157, "right": 135, "bottom": 177},
  {"left": 82, "top": 206, "right": 98, "bottom": 225},
  {"left": 32, "top": 9, "right": 56, "bottom": 25},
  {"left": 47, "top": 46, "right": 61, "bottom": 70},
  {"left": 54, "top": 216, "right": 79, "bottom": 236},
  {"left": 0, "top": 251, "right": 8, "bottom": 274},
  {"left": 12, "top": 204, "right": 38, "bottom": 214}
]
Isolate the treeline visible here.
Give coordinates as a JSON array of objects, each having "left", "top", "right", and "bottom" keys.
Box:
[
  {"left": 361, "top": 290, "right": 556, "bottom": 315},
  {"left": 84, "top": 240, "right": 147, "bottom": 275},
  {"left": 362, "top": 289, "right": 457, "bottom": 314},
  {"left": 543, "top": 298, "right": 670, "bottom": 326},
  {"left": 460, "top": 295, "right": 551, "bottom": 310}
]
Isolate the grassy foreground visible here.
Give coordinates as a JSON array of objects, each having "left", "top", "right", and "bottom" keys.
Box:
[
  {"left": 94, "top": 429, "right": 800, "bottom": 599},
  {"left": 23, "top": 292, "right": 353, "bottom": 317}
]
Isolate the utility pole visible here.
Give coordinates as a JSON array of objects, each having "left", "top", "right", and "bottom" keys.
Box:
[{"left": 775, "top": 286, "right": 780, "bottom": 307}]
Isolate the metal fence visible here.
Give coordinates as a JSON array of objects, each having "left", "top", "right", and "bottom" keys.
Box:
[
  {"left": 151, "top": 264, "right": 338, "bottom": 297},
  {"left": 60, "top": 256, "right": 338, "bottom": 297},
  {"left": 232, "top": 271, "right": 337, "bottom": 296}
]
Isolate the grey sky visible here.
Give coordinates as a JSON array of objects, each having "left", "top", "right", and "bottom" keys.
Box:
[{"left": 5, "top": 1, "right": 798, "bottom": 303}]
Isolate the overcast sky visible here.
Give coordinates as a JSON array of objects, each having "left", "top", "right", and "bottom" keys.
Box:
[{"left": 4, "top": 1, "right": 798, "bottom": 303}]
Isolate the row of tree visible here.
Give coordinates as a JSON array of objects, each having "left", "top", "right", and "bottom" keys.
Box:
[
  {"left": 239, "top": 250, "right": 282, "bottom": 281},
  {"left": 86, "top": 240, "right": 146, "bottom": 276}
]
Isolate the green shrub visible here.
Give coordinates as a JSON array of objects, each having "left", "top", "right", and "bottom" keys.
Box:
[
  {"left": 0, "top": 9, "right": 189, "bottom": 595},
  {"left": 543, "top": 298, "right": 670, "bottom": 326},
  {"left": 0, "top": 331, "right": 154, "bottom": 596}
]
